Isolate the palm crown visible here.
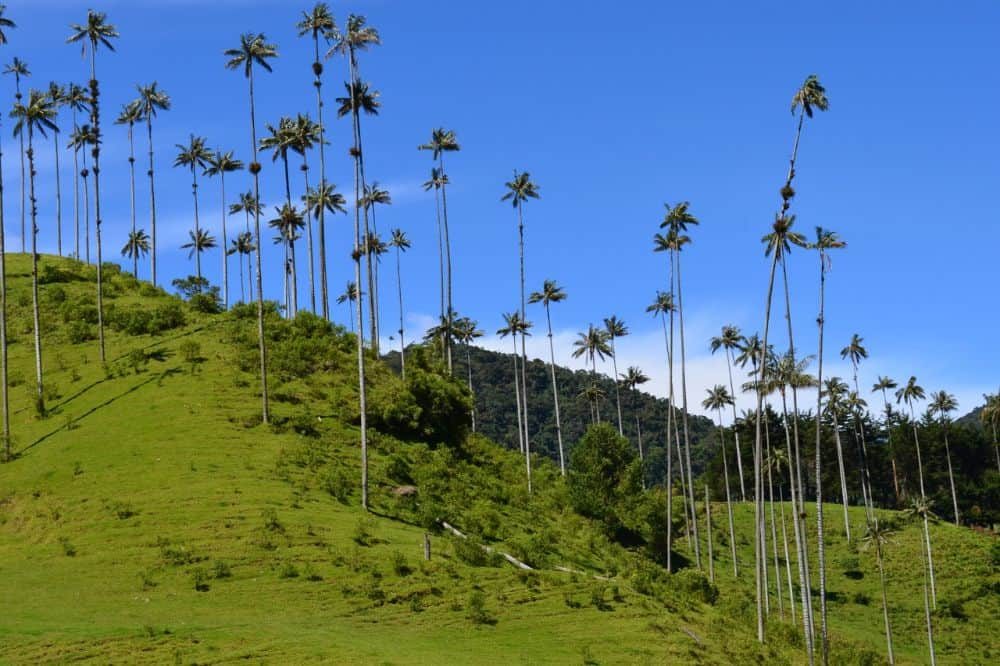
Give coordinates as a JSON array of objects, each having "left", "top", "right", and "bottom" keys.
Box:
[
  {"left": 895, "top": 376, "right": 925, "bottom": 409},
  {"left": 763, "top": 213, "right": 807, "bottom": 259},
  {"left": 791, "top": 74, "right": 829, "bottom": 118},
  {"left": 710, "top": 324, "right": 743, "bottom": 355},
  {"left": 174, "top": 134, "right": 211, "bottom": 172},
  {"left": 0, "top": 4, "right": 16, "bottom": 45},
  {"left": 418, "top": 128, "right": 460, "bottom": 160},
  {"left": 67, "top": 10, "right": 119, "bottom": 56},
  {"left": 501, "top": 171, "right": 539, "bottom": 207},
  {"left": 840, "top": 333, "right": 868, "bottom": 367},
  {"left": 12, "top": 88, "right": 59, "bottom": 138},
  {"left": 136, "top": 82, "right": 171, "bottom": 118},
  {"left": 702, "top": 384, "right": 734, "bottom": 412},
  {"left": 572, "top": 324, "right": 611, "bottom": 364},
  {"left": 528, "top": 279, "right": 566, "bottom": 307},
  {"left": 224, "top": 33, "right": 278, "bottom": 78},
  {"left": 646, "top": 290, "right": 675, "bottom": 317},
  {"left": 328, "top": 14, "right": 380, "bottom": 58},
  {"left": 928, "top": 390, "right": 958, "bottom": 421},
  {"left": 297, "top": 3, "right": 336, "bottom": 40}
]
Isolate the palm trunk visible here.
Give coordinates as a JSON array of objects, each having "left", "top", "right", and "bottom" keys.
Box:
[
  {"left": 715, "top": 410, "right": 738, "bottom": 577},
  {"left": 779, "top": 486, "right": 796, "bottom": 624},
  {"left": 830, "top": 412, "right": 851, "bottom": 541},
  {"left": 465, "top": 346, "right": 476, "bottom": 432},
  {"left": 942, "top": 425, "right": 960, "bottom": 525},
  {"left": 191, "top": 166, "right": 202, "bottom": 282},
  {"left": 725, "top": 347, "right": 747, "bottom": 501},
  {"left": 72, "top": 108, "right": 80, "bottom": 261},
  {"left": 89, "top": 55, "right": 107, "bottom": 365},
  {"left": 26, "top": 128, "right": 44, "bottom": 414},
  {"left": 705, "top": 485, "right": 714, "bottom": 583},
  {"left": 127, "top": 122, "right": 137, "bottom": 276},
  {"left": 146, "top": 115, "right": 159, "bottom": 286},
  {"left": 545, "top": 303, "right": 565, "bottom": 475},
  {"left": 220, "top": 173, "right": 228, "bottom": 308},
  {"left": 766, "top": 444, "right": 782, "bottom": 614},
  {"left": 433, "top": 183, "right": 444, "bottom": 321},
  {"left": 660, "top": 312, "right": 674, "bottom": 571},
  {"left": 919, "top": 519, "right": 937, "bottom": 666},
  {"left": 238, "top": 249, "right": 245, "bottom": 303},
  {"left": 82, "top": 160, "right": 90, "bottom": 264},
  {"left": 875, "top": 540, "right": 895, "bottom": 665},
  {"left": 248, "top": 65, "right": 270, "bottom": 424},
  {"left": 909, "top": 405, "right": 936, "bottom": 607},
  {"left": 780, "top": 389, "right": 814, "bottom": 656},
  {"left": 302, "top": 154, "right": 315, "bottom": 315},
  {"left": 881, "top": 391, "right": 901, "bottom": 503},
  {"left": 511, "top": 337, "right": 525, "bottom": 454},
  {"left": 675, "top": 248, "right": 701, "bottom": 568},
  {"left": 313, "top": 34, "right": 330, "bottom": 320},
  {"left": 668, "top": 295, "right": 692, "bottom": 552},
  {"left": 439, "top": 153, "right": 454, "bottom": 368},
  {"left": 516, "top": 200, "right": 531, "bottom": 491},
  {"left": 815, "top": 246, "right": 830, "bottom": 665},
  {"left": 348, "top": 49, "right": 368, "bottom": 508},
  {"left": 16, "top": 76, "right": 25, "bottom": 254},
  {"left": 54, "top": 123, "right": 63, "bottom": 257},
  {"left": 349, "top": 57, "right": 376, "bottom": 355},
  {"left": 610, "top": 334, "right": 624, "bottom": 436},
  {"left": 395, "top": 244, "right": 406, "bottom": 380},
  {"left": 0, "top": 115, "right": 9, "bottom": 460},
  {"left": 281, "top": 154, "right": 297, "bottom": 317}
]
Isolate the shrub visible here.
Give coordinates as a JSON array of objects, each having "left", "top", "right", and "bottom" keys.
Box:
[
  {"left": 568, "top": 423, "right": 643, "bottom": 537},
  {"left": 279, "top": 562, "right": 300, "bottom": 579},
  {"left": 58, "top": 536, "right": 76, "bottom": 557},
  {"left": 212, "top": 560, "right": 232, "bottom": 579},
  {"left": 65, "top": 321, "right": 95, "bottom": 344},
  {"left": 324, "top": 466, "right": 351, "bottom": 504},
  {"left": 451, "top": 536, "right": 499, "bottom": 567},
  {"left": 125, "top": 349, "right": 148, "bottom": 375},
  {"left": 262, "top": 508, "right": 283, "bottom": 533},
  {"left": 391, "top": 550, "right": 412, "bottom": 576},
  {"left": 192, "top": 567, "right": 210, "bottom": 592},
  {"left": 668, "top": 569, "right": 718, "bottom": 605},
  {"left": 353, "top": 517, "right": 374, "bottom": 546},
  {"left": 45, "top": 285, "right": 67, "bottom": 304},
  {"left": 466, "top": 590, "right": 495, "bottom": 625}
]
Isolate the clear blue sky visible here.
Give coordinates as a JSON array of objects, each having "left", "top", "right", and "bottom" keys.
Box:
[{"left": 3, "top": 0, "right": 997, "bottom": 417}]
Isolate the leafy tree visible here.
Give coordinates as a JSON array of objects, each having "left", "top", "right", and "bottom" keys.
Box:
[
  {"left": 173, "top": 134, "right": 212, "bottom": 282},
  {"left": 336, "top": 281, "right": 360, "bottom": 332},
  {"left": 904, "top": 497, "right": 938, "bottom": 665},
  {"left": 568, "top": 423, "right": 642, "bottom": 540},
  {"left": 861, "top": 518, "right": 895, "bottom": 665},
  {"left": 571, "top": 324, "right": 611, "bottom": 424},
  {"left": 227, "top": 230, "right": 255, "bottom": 303},
  {"left": 872, "top": 375, "right": 901, "bottom": 500},
  {"left": 181, "top": 228, "right": 217, "bottom": 283},
  {"left": 419, "top": 127, "right": 460, "bottom": 337}
]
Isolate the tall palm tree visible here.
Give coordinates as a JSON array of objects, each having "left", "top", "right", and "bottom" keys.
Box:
[
  {"left": 174, "top": 135, "right": 212, "bottom": 284},
  {"left": 840, "top": 332, "right": 872, "bottom": 512},
  {"left": 982, "top": 390, "right": 1000, "bottom": 473},
  {"left": 46, "top": 81, "right": 66, "bottom": 256},
  {"left": 260, "top": 117, "right": 298, "bottom": 312},
  {"left": 4, "top": 56, "right": 28, "bottom": 253},
  {"left": 620, "top": 366, "right": 650, "bottom": 463},
  {"left": 0, "top": 4, "right": 14, "bottom": 461},
  {"left": 572, "top": 324, "right": 611, "bottom": 423},
  {"left": 453, "top": 316, "right": 483, "bottom": 432},
  {"left": 528, "top": 279, "right": 567, "bottom": 475},
  {"left": 861, "top": 518, "right": 895, "bottom": 665},
  {"left": 225, "top": 32, "right": 277, "bottom": 425},
  {"left": 205, "top": 150, "right": 244, "bottom": 308},
  {"left": 136, "top": 82, "right": 170, "bottom": 286},
  {"left": 64, "top": 83, "right": 88, "bottom": 261},
  {"left": 67, "top": 123, "right": 94, "bottom": 263},
  {"left": 703, "top": 384, "right": 739, "bottom": 577},
  {"left": 297, "top": 3, "right": 336, "bottom": 320},
  {"left": 288, "top": 114, "right": 322, "bottom": 314},
  {"left": 388, "top": 229, "right": 410, "bottom": 379},
  {"left": 419, "top": 127, "right": 460, "bottom": 330},
  {"left": 896, "top": 376, "right": 936, "bottom": 607},
  {"left": 228, "top": 231, "right": 255, "bottom": 303},
  {"left": 603, "top": 316, "right": 629, "bottom": 436},
  {"left": 498, "top": 311, "right": 533, "bottom": 492},
  {"left": 67, "top": 9, "right": 118, "bottom": 365},
  {"left": 12, "top": 89, "right": 57, "bottom": 415},
  {"left": 423, "top": 166, "right": 449, "bottom": 321},
  {"left": 823, "top": 377, "right": 852, "bottom": 539},
  {"left": 502, "top": 171, "right": 540, "bottom": 464},
  {"left": 710, "top": 324, "right": 748, "bottom": 500},
  {"left": 929, "top": 390, "right": 960, "bottom": 525},
  {"left": 120, "top": 229, "right": 150, "bottom": 277},
  {"left": 647, "top": 290, "right": 679, "bottom": 570},
  {"left": 360, "top": 181, "right": 391, "bottom": 341},
  {"left": 873, "top": 375, "right": 901, "bottom": 500},
  {"left": 114, "top": 99, "right": 142, "bottom": 275},
  {"left": 904, "top": 497, "right": 938, "bottom": 665},
  {"left": 658, "top": 201, "right": 702, "bottom": 570},
  {"left": 269, "top": 203, "right": 305, "bottom": 315},
  {"left": 336, "top": 281, "right": 360, "bottom": 332},
  {"left": 181, "top": 229, "right": 217, "bottom": 282},
  {"left": 812, "top": 225, "right": 845, "bottom": 662}
]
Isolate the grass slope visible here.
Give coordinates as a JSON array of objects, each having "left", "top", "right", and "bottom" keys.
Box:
[{"left": 0, "top": 255, "right": 996, "bottom": 664}]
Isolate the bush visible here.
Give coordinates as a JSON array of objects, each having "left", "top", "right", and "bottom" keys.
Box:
[
  {"left": 568, "top": 423, "right": 643, "bottom": 536},
  {"left": 65, "top": 321, "right": 94, "bottom": 344},
  {"left": 466, "top": 590, "right": 496, "bottom": 625},
  {"left": 192, "top": 567, "right": 210, "bottom": 592},
  {"left": 668, "top": 569, "right": 718, "bottom": 605},
  {"left": 212, "top": 560, "right": 232, "bottom": 579},
  {"left": 278, "top": 561, "right": 300, "bottom": 579},
  {"left": 451, "top": 536, "right": 500, "bottom": 567}
]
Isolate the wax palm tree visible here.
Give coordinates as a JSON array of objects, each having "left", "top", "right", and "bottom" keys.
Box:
[
  {"left": 67, "top": 9, "right": 118, "bottom": 365},
  {"left": 361, "top": 181, "right": 391, "bottom": 343},
  {"left": 173, "top": 135, "right": 212, "bottom": 283},
  {"left": 304, "top": 179, "right": 346, "bottom": 315},
  {"left": 896, "top": 376, "right": 936, "bottom": 607},
  {"left": 529, "top": 279, "right": 568, "bottom": 475},
  {"left": 419, "top": 127, "right": 460, "bottom": 329},
  {"left": 205, "top": 150, "right": 244, "bottom": 308},
  {"left": 269, "top": 203, "right": 305, "bottom": 315},
  {"left": 66, "top": 123, "right": 94, "bottom": 263},
  {"left": 572, "top": 325, "right": 612, "bottom": 423},
  {"left": 929, "top": 390, "right": 960, "bottom": 525},
  {"left": 873, "top": 375, "right": 901, "bottom": 500},
  {"left": 114, "top": 99, "right": 142, "bottom": 274},
  {"left": 287, "top": 113, "right": 322, "bottom": 314},
  {"left": 120, "top": 229, "right": 150, "bottom": 277},
  {"left": 502, "top": 171, "right": 539, "bottom": 463},
  {"left": 860, "top": 518, "right": 895, "bottom": 665},
  {"left": 703, "top": 384, "right": 739, "bottom": 577},
  {"left": 64, "top": 83, "right": 88, "bottom": 261},
  {"left": 388, "top": 229, "right": 410, "bottom": 379},
  {"left": 823, "top": 377, "right": 852, "bottom": 539},
  {"left": 336, "top": 281, "right": 360, "bottom": 332},
  {"left": 657, "top": 201, "right": 702, "bottom": 570},
  {"left": 840, "top": 332, "right": 872, "bottom": 511},
  {"left": 230, "top": 190, "right": 262, "bottom": 237},
  {"left": 498, "top": 311, "right": 533, "bottom": 492},
  {"left": 647, "top": 290, "right": 679, "bottom": 570},
  {"left": 12, "top": 88, "right": 57, "bottom": 415},
  {"left": 423, "top": 166, "right": 449, "bottom": 319},
  {"left": 227, "top": 231, "right": 255, "bottom": 303},
  {"left": 297, "top": 3, "right": 336, "bottom": 319},
  {"left": 603, "top": 316, "right": 629, "bottom": 436},
  {"left": 47, "top": 81, "right": 66, "bottom": 256},
  {"left": 0, "top": 4, "right": 14, "bottom": 461},
  {"left": 982, "top": 390, "right": 1000, "bottom": 473},
  {"left": 453, "top": 316, "right": 483, "bottom": 432},
  {"left": 136, "top": 82, "right": 170, "bottom": 285},
  {"left": 181, "top": 228, "right": 217, "bottom": 282},
  {"left": 225, "top": 32, "right": 277, "bottom": 425},
  {"left": 260, "top": 117, "right": 298, "bottom": 311},
  {"left": 4, "top": 56, "right": 28, "bottom": 253},
  {"left": 620, "top": 366, "right": 649, "bottom": 462},
  {"left": 711, "top": 324, "right": 748, "bottom": 500},
  {"left": 904, "top": 497, "right": 938, "bottom": 665}
]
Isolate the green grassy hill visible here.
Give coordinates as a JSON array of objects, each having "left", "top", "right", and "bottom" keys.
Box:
[{"left": 0, "top": 255, "right": 996, "bottom": 664}]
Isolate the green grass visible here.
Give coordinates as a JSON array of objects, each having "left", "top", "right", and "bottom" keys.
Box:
[{"left": 0, "top": 255, "right": 996, "bottom": 664}]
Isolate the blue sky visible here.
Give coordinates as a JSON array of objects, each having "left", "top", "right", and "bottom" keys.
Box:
[{"left": 2, "top": 0, "right": 997, "bottom": 418}]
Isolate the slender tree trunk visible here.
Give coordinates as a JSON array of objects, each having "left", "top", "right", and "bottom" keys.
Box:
[
  {"left": 610, "top": 334, "right": 624, "bottom": 436},
  {"left": 779, "top": 486, "right": 796, "bottom": 624},
  {"left": 465, "top": 346, "right": 476, "bottom": 432},
  {"left": 516, "top": 201, "right": 531, "bottom": 491},
  {"left": 248, "top": 67, "right": 270, "bottom": 424},
  {"left": 16, "top": 76, "right": 25, "bottom": 253},
  {"left": 781, "top": 389, "right": 814, "bottom": 657},
  {"left": 715, "top": 410, "right": 739, "bottom": 577},
  {"left": 875, "top": 541, "right": 895, "bottom": 665},
  {"left": 220, "top": 173, "right": 228, "bottom": 308},
  {"left": 348, "top": 50, "right": 368, "bottom": 507},
  {"left": 0, "top": 115, "right": 10, "bottom": 460},
  {"left": 349, "top": 56, "right": 376, "bottom": 356},
  {"left": 72, "top": 108, "right": 80, "bottom": 261},
  {"left": 909, "top": 406, "right": 936, "bottom": 607},
  {"left": 766, "top": 443, "right": 782, "bottom": 615},
  {"left": 313, "top": 34, "right": 330, "bottom": 320},
  {"left": 726, "top": 347, "right": 747, "bottom": 501},
  {"left": 815, "top": 246, "right": 830, "bottom": 665},
  {"left": 831, "top": 412, "right": 851, "bottom": 542},
  {"left": 511, "top": 338, "right": 524, "bottom": 453},
  {"left": 705, "top": 485, "right": 714, "bottom": 583},
  {"left": 146, "top": 115, "right": 158, "bottom": 286},
  {"left": 439, "top": 153, "right": 454, "bottom": 367},
  {"left": 26, "top": 128, "right": 44, "bottom": 414},
  {"left": 82, "top": 163, "right": 90, "bottom": 264},
  {"left": 942, "top": 426, "right": 959, "bottom": 525},
  {"left": 432, "top": 183, "right": 444, "bottom": 320},
  {"left": 881, "top": 391, "right": 901, "bottom": 503},
  {"left": 544, "top": 304, "right": 565, "bottom": 475},
  {"left": 302, "top": 154, "right": 315, "bottom": 315},
  {"left": 668, "top": 296, "right": 692, "bottom": 552},
  {"left": 675, "top": 249, "right": 700, "bottom": 568},
  {"left": 89, "top": 55, "right": 107, "bottom": 364},
  {"left": 395, "top": 244, "right": 405, "bottom": 380},
  {"left": 280, "top": 154, "right": 297, "bottom": 317},
  {"left": 660, "top": 313, "right": 674, "bottom": 571},
  {"left": 191, "top": 166, "right": 202, "bottom": 282},
  {"left": 919, "top": 519, "right": 937, "bottom": 666},
  {"left": 54, "top": 124, "right": 63, "bottom": 257},
  {"left": 127, "top": 123, "right": 137, "bottom": 276},
  {"left": 238, "top": 249, "right": 245, "bottom": 303}
]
